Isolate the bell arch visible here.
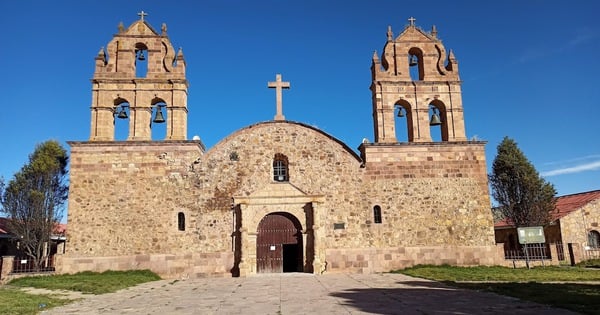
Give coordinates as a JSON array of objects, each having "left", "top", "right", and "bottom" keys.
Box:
[
  {"left": 394, "top": 99, "right": 414, "bottom": 142},
  {"left": 150, "top": 97, "right": 167, "bottom": 140},
  {"left": 407, "top": 47, "right": 424, "bottom": 81},
  {"left": 428, "top": 99, "right": 448, "bottom": 142},
  {"left": 134, "top": 43, "right": 149, "bottom": 78},
  {"left": 113, "top": 97, "right": 131, "bottom": 140}
]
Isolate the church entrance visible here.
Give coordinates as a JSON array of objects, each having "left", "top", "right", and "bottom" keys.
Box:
[{"left": 256, "top": 212, "right": 303, "bottom": 273}]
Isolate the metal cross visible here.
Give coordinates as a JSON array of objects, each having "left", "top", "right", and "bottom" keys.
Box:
[
  {"left": 408, "top": 17, "right": 416, "bottom": 26},
  {"left": 268, "top": 74, "right": 290, "bottom": 121},
  {"left": 138, "top": 11, "right": 148, "bottom": 21}
]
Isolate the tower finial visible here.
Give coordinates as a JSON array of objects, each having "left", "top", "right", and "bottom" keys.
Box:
[
  {"left": 387, "top": 26, "right": 393, "bottom": 41},
  {"left": 408, "top": 17, "right": 416, "bottom": 27},
  {"left": 268, "top": 74, "right": 291, "bottom": 121},
  {"left": 431, "top": 25, "right": 438, "bottom": 38},
  {"left": 137, "top": 11, "right": 148, "bottom": 21}
]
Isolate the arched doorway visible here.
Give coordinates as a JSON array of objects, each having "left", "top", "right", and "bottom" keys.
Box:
[{"left": 256, "top": 212, "right": 303, "bottom": 273}]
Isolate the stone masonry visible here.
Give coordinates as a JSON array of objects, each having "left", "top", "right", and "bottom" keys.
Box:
[{"left": 61, "top": 16, "right": 499, "bottom": 278}]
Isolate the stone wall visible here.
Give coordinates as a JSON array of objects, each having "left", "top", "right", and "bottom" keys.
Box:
[
  {"left": 325, "top": 245, "right": 500, "bottom": 274},
  {"left": 560, "top": 199, "right": 600, "bottom": 249},
  {"left": 66, "top": 122, "right": 499, "bottom": 277},
  {"left": 66, "top": 141, "right": 209, "bottom": 257},
  {"left": 57, "top": 252, "right": 233, "bottom": 279}
]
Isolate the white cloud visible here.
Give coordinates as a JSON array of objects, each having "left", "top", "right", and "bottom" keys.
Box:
[
  {"left": 542, "top": 160, "right": 600, "bottom": 177},
  {"left": 542, "top": 154, "right": 600, "bottom": 166}
]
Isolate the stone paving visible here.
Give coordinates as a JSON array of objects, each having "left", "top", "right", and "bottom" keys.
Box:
[{"left": 40, "top": 273, "right": 576, "bottom": 315}]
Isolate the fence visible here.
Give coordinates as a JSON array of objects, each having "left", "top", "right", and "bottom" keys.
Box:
[
  {"left": 504, "top": 243, "right": 550, "bottom": 260},
  {"left": 11, "top": 255, "right": 55, "bottom": 273},
  {"left": 584, "top": 248, "right": 600, "bottom": 260}
]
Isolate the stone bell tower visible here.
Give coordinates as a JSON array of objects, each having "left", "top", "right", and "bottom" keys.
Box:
[
  {"left": 89, "top": 12, "right": 188, "bottom": 141},
  {"left": 370, "top": 17, "right": 466, "bottom": 143}
]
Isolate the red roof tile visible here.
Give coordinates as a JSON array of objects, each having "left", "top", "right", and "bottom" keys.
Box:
[{"left": 494, "top": 189, "right": 600, "bottom": 228}]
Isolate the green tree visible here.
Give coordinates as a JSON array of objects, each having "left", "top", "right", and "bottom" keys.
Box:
[
  {"left": 0, "top": 140, "right": 68, "bottom": 270},
  {"left": 489, "top": 137, "right": 556, "bottom": 227}
]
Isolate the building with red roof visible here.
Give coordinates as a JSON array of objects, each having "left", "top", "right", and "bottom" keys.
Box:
[{"left": 494, "top": 190, "right": 600, "bottom": 262}]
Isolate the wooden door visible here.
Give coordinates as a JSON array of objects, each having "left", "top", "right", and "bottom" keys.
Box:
[{"left": 256, "top": 212, "right": 302, "bottom": 273}]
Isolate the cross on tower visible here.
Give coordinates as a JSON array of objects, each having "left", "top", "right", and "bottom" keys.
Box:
[
  {"left": 408, "top": 17, "right": 416, "bottom": 26},
  {"left": 268, "top": 74, "right": 290, "bottom": 121},
  {"left": 138, "top": 11, "right": 148, "bottom": 21}
]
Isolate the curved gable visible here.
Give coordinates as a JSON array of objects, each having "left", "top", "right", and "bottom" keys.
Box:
[{"left": 205, "top": 120, "right": 362, "bottom": 163}]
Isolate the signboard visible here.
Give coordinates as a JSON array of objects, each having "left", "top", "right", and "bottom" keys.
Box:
[{"left": 517, "top": 226, "right": 545, "bottom": 244}]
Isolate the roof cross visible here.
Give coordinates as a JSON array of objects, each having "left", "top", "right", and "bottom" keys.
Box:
[
  {"left": 138, "top": 11, "right": 148, "bottom": 21},
  {"left": 268, "top": 74, "right": 290, "bottom": 121},
  {"left": 408, "top": 17, "right": 416, "bottom": 26}
]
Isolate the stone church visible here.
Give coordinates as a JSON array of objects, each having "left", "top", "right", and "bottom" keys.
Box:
[{"left": 60, "top": 15, "right": 498, "bottom": 278}]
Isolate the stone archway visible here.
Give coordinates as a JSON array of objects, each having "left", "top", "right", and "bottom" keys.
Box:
[
  {"left": 233, "top": 182, "right": 325, "bottom": 276},
  {"left": 256, "top": 212, "right": 303, "bottom": 273}
]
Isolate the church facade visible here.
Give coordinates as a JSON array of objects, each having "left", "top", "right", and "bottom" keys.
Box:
[{"left": 60, "top": 15, "right": 499, "bottom": 278}]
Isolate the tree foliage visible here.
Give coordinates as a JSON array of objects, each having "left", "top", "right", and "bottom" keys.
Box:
[
  {"left": 489, "top": 137, "right": 556, "bottom": 227},
  {"left": 0, "top": 140, "right": 68, "bottom": 270}
]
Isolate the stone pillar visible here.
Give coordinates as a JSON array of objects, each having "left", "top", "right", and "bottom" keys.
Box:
[
  {"left": 1, "top": 256, "right": 14, "bottom": 282},
  {"left": 246, "top": 232, "right": 257, "bottom": 274},
  {"left": 131, "top": 107, "right": 152, "bottom": 140},
  {"left": 238, "top": 227, "right": 249, "bottom": 277},
  {"left": 311, "top": 201, "right": 324, "bottom": 274},
  {"left": 549, "top": 243, "right": 559, "bottom": 265}
]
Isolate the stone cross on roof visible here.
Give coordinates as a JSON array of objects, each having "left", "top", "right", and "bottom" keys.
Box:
[
  {"left": 138, "top": 11, "right": 148, "bottom": 21},
  {"left": 268, "top": 74, "right": 290, "bottom": 121},
  {"left": 408, "top": 17, "right": 416, "bottom": 26}
]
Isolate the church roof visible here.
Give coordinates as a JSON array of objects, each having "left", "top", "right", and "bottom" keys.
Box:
[
  {"left": 494, "top": 189, "right": 600, "bottom": 228},
  {"left": 207, "top": 120, "right": 363, "bottom": 162}
]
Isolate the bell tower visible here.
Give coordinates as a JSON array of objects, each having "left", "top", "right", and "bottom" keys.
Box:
[
  {"left": 89, "top": 12, "right": 188, "bottom": 141},
  {"left": 370, "top": 17, "right": 466, "bottom": 143}
]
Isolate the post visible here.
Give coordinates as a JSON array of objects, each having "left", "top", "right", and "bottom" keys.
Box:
[{"left": 524, "top": 241, "right": 530, "bottom": 269}]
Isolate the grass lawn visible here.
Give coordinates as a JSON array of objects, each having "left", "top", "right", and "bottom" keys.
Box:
[
  {"left": 8, "top": 269, "right": 161, "bottom": 294},
  {"left": 394, "top": 265, "right": 600, "bottom": 315},
  {"left": 0, "top": 269, "right": 161, "bottom": 314},
  {"left": 0, "top": 288, "right": 72, "bottom": 315}
]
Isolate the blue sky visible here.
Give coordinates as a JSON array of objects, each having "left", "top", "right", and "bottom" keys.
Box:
[{"left": 1, "top": 0, "right": 599, "bottom": 203}]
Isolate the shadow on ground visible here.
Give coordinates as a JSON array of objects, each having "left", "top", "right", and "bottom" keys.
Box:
[{"left": 328, "top": 280, "right": 594, "bottom": 315}]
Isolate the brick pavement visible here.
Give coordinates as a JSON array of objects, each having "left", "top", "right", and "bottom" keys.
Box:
[{"left": 40, "top": 273, "right": 576, "bottom": 314}]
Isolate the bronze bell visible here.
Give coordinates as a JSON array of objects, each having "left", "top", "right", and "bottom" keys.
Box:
[
  {"left": 153, "top": 108, "right": 166, "bottom": 123},
  {"left": 137, "top": 51, "right": 146, "bottom": 61},
  {"left": 429, "top": 109, "right": 442, "bottom": 126},
  {"left": 409, "top": 55, "right": 418, "bottom": 67},
  {"left": 397, "top": 108, "right": 405, "bottom": 117},
  {"left": 117, "top": 108, "right": 128, "bottom": 119}
]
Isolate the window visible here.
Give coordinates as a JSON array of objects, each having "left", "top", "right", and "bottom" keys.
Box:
[
  {"left": 373, "top": 205, "right": 382, "bottom": 224},
  {"left": 273, "top": 153, "right": 289, "bottom": 182},
  {"left": 177, "top": 212, "right": 185, "bottom": 231},
  {"left": 589, "top": 230, "right": 600, "bottom": 248}
]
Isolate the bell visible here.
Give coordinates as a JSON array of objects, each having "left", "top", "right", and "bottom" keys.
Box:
[
  {"left": 117, "top": 108, "right": 128, "bottom": 119},
  {"left": 153, "top": 108, "right": 166, "bottom": 123},
  {"left": 409, "top": 55, "right": 418, "bottom": 67},
  {"left": 429, "top": 110, "right": 442, "bottom": 126},
  {"left": 137, "top": 51, "right": 146, "bottom": 61},
  {"left": 397, "top": 108, "right": 405, "bottom": 117}
]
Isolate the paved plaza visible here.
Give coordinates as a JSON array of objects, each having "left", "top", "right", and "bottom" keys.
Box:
[{"left": 41, "top": 273, "right": 575, "bottom": 315}]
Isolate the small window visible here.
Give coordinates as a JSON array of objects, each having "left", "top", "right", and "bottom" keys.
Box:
[
  {"left": 373, "top": 205, "right": 382, "bottom": 224},
  {"left": 177, "top": 212, "right": 185, "bottom": 231},
  {"left": 589, "top": 230, "right": 600, "bottom": 248},
  {"left": 273, "top": 153, "right": 289, "bottom": 182}
]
